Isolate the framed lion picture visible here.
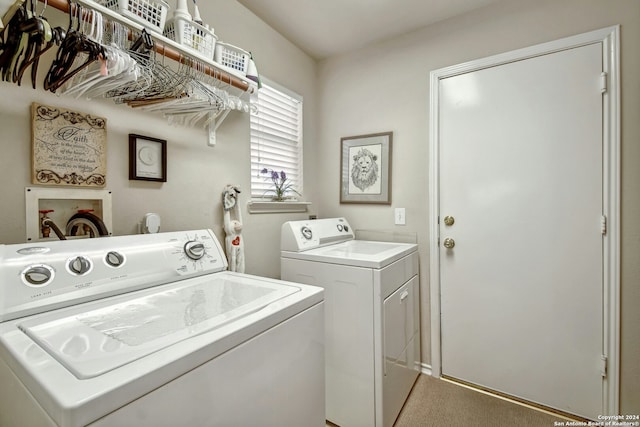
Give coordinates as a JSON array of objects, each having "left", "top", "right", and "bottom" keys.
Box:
[{"left": 340, "top": 131, "right": 392, "bottom": 204}]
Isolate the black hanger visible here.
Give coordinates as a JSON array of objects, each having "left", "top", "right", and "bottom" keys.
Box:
[
  {"left": 0, "top": 0, "right": 65, "bottom": 88},
  {"left": 15, "top": 22, "right": 65, "bottom": 88},
  {"left": 0, "top": 5, "right": 28, "bottom": 80},
  {"left": 13, "top": 0, "right": 47, "bottom": 86},
  {"left": 43, "top": 2, "right": 106, "bottom": 93},
  {"left": 130, "top": 28, "right": 154, "bottom": 55}
]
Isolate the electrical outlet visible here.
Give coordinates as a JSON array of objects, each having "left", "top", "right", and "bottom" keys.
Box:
[{"left": 395, "top": 208, "right": 406, "bottom": 225}]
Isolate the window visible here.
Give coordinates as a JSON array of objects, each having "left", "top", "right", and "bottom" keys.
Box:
[{"left": 250, "top": 78, "right": 303, "bottom": 200}]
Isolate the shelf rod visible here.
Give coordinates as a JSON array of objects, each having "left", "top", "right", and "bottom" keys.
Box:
[{"left": 39, "top": 0, "right": 253, "bottom": 93}]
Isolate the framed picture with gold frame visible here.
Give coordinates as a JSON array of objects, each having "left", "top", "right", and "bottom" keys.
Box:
[{"left": 129, "top": 134, "right": 167, "bottom": 182}]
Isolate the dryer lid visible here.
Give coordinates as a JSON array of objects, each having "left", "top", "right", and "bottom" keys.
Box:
[
  {"left": 17, "top": 275, "right": 299, "bottom": 379},
  {"left": 282, "top": 239, "right": 417, "bottom": 269}
]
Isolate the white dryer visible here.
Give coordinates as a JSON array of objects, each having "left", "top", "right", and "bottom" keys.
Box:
[
  {"left": 281, "top": 217, "right": 420, "bottom": 427},
  {"left": 0, "top": 229, "right": 324, "bottom": 427}
]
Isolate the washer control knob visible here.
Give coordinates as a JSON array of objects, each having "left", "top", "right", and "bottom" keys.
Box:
[
  {"left": 337, "top": 224, "right": 343, "bottom": 232},
  {"left": 105, "top": 251, "right": 125, "bottom": 267},
  {"left": 69, "top": 256, "right": 92, "bottom": 275},
  {"left": 184, "top": 241, "right": 205, "bottom": 260},
  {"left": 23, "top": 265, "right": 53, "bottom": 286}
]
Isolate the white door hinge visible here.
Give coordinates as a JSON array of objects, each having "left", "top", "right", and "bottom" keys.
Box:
[
  {"left": 600, "top": 72, "right": 608, "bottom": 93},
  {"left": 600, "top": 355, "right": 608, "bottom": 378},
  {"left": 601, "top": 215, "right": 607, "bottom": 235}
]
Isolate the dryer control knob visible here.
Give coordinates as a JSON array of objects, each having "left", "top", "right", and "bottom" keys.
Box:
[
  {"left": 184, "top": 241, "right": 206, "bottom": 260},
  {"left": 301, "top": 226, "right": 312, "bottom": 240}
]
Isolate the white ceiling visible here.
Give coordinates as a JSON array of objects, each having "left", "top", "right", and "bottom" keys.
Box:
[{"left": 237, "top": 0, "right": 500, "bottom": 59}]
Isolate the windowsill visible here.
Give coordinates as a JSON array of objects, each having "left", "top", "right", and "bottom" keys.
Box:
[{"left": 247, "top": 200, "right": 311, "bottom": 214}]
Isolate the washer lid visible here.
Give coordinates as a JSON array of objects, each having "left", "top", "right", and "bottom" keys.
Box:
[
  {"left": 18, "top": 275, "right": 299, "bottom": 379},
  {"left": 282, "top": 240, "right": 417, "bottom": 269}
]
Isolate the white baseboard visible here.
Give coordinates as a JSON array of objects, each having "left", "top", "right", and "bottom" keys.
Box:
[{"left": 420, "top": 362, "right": 432, "bottom": 376}]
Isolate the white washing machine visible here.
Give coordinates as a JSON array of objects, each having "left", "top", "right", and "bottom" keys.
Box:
[
  {"left": 280, "top": 218, "right": 420, "bottom": 427},
  {"left": 0, "top": 229, "right": 324, "bottom": 427}
]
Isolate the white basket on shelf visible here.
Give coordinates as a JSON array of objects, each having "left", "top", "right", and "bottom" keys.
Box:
[
  {"left": 96, "top": 0, "right": 169, "bottom": 34},
  {"left": 164, "top": 16, "right": 217, "bottom": 59},
  {"left": 214, "top": 42, "right": 250, "bottom": 75}
]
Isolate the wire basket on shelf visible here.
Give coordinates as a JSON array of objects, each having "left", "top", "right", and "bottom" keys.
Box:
[
  {"left": 96, "top": 0, "right": 169, "bottom": 34},
  {"left": 214, "top": 42, "right": 250, "bottom": 75},
  {"left": 164, "top": 16, "right": 217, "bottom": 60}
]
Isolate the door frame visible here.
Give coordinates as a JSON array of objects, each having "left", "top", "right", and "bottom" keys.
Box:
[{"left": 428, "top": 26, "right": 620, "bottom": 414}]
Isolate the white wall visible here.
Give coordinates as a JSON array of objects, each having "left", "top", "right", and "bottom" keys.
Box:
[
  {"left": 0, "top": 0, "right": 318, "bottom": 280},
  {"left": 316, "top": 0, "right": 640, "bottom": 414}
]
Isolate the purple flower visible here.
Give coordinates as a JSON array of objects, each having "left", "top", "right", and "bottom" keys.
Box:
[{"left": 260, "top": 168, "right": 300, "bottom": 201}]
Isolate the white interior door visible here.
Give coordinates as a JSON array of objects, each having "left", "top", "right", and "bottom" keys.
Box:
[{"left": 438, "top": 43, "right": 604, "bottom": 419}]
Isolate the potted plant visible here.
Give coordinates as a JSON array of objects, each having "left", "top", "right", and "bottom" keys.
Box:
[{"left": 261, "top": 168, "right": 300, "bottom": 201}]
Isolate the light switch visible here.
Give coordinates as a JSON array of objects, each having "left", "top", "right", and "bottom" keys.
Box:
[{"left": 395, "top": 208, "right": 406, "bottom": 225}]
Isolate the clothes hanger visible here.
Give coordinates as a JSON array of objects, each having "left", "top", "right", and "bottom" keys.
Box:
[
  {"left": 62, "top": 43, "right": 142, "bottom": 99},
  {"left": 43, "top": 2, "right": 107, "bottom": 93},
  {"left": 0, "top": 2, "right": 29, "bottom": 81},
  {"left": 12, "top": 0, "right": 44, "bottom": 80},
  {"left": 103, "top": 47, "right": 154, "bottom": 103},
  {"left": 98, "top": 28, "right": 159, "bottom": 102},
  {"left": 43, "top": 0, "right": 80, "bottom": 90},
  {"left": 137, "top": 70, "right": 227, "bottom": 128},
  {"left": 14, "top": 0, "right": 67, "bottom": 88},
  {"left": 58, "top": 12, "right": 139, "bottom": 99},
  {"left": 123, "top": 51, "right": 192, "bottom": 106}
]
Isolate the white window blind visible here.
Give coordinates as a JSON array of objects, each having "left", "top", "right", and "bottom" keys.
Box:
[{"left": 250, "top": 78, "right": 303, "bottom": 199}]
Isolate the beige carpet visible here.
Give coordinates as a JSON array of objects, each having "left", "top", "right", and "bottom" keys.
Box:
[{"left": 394, "top": 374, "right": 565, "bottom": 427}]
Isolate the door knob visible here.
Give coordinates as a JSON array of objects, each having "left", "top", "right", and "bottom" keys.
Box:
[
  {"left": 444, "top": 216, "right": 455, "bottom": 226},
  {"left": 443, "top": 238, "right": 455, "bottom": 249}
]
